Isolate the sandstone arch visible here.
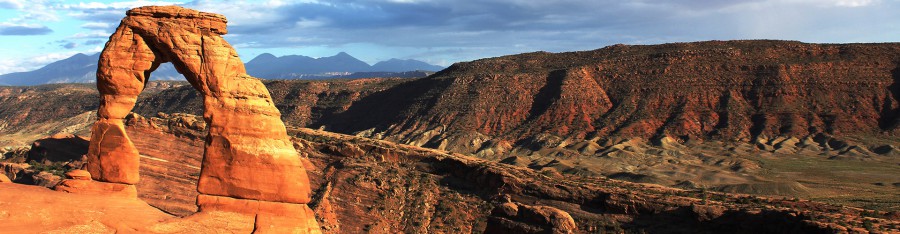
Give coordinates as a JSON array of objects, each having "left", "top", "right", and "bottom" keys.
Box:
[{"left": 84, "top": 6, "right": 320, "bottom": 233}]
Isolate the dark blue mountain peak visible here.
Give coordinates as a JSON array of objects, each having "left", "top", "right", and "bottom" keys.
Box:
[{"left": 1, "top": 51, "right": 445, "bottom": 85}]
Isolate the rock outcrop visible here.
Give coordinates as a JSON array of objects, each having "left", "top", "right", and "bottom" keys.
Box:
[
  {"left": 3, "top": 112, "right": 898, "bottom": 233},
  {"left": 290, "top": 127, "right": 898, "bottom": 233},
  {"left": 132, "top": 78, "right": 410, "bottom": 128},
  {"left": 486, "top": 202, "right": 578, "bottom": 234},
  {"left": 28, "top": 133, "right": 88, "bottom": 165},
  {"left": 80, "top": 6, "right": 319, "bottom": 232},
  {"left": 315, "top": 41, "right": 900, "bottom": 156}
]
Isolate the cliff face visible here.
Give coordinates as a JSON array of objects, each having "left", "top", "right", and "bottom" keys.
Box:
[
  {"left": 131, "top": 78, "right": 410, "bottom": 127},
  {"left": 5, "top": 114, "right": 896, "bottom": 233},
  {"left": 0, "top": 82, "right": 181, "bottom": 148},
  {"left": 7, "top": 41, "right": 899, "bottom": 156},
  {"left": 315, "top": 40, "right": 900, "bottom": 154},
  {"left": 0, "top": 85, "right": 97, "bottom": 133},
  {"left": 2, "top": 40, "right": 900, "bottom": 232}
]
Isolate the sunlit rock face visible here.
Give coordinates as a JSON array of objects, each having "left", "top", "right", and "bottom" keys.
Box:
[{"left": 84, "top": 5, "right": 320, "bottom": 233}]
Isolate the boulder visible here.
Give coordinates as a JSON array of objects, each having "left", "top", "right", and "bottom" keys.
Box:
[
  {"left": 486, "top": 202, "right": 577, "bottom": 234},
  {"left": 27, "top": 133, "right": 89, "bottom": 164},
  {"left": 65, "top": 169, "right": 91, "bottom": 180}
]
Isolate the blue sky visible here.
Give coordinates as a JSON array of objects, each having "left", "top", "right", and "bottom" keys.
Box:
[{"left": 0, "top": 0, "right": 898, "bottom": 75}]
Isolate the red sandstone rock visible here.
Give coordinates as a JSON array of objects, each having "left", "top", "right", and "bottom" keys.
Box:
[
  {"left": 0, "top": 173, "right": 10, "bottom": 183},
  {"left": 0, "top": 183, "right": 172, "bottom": 233},
  {"left": 0, "top": 162, "right": 29, "bottom": 182},
  {"left": 55, "top": 179, "right": 138, "bottom": 198},
  {"left": 4, "top": 123, "right": 896, "bottom": 233},
  {"left": 487, "top": 202, "right": 578, "bottom": 234},
  {"left": 197, "top": 194, "right": 321, "bottom": 233},
  {"left": 83, "top": 5, "right": 319, "bottom": 232},
  {"left": 320, "top": 41, "right": 900, "bottom": 156},
  {"left": 28, "top": 133, "right": 89, "bottom": 165},
  {"left": 65, "top": 169, "right": 91, "bottom": 180},
  {"left": 87, "top": 119, "right": 141, "bottom": 184}
]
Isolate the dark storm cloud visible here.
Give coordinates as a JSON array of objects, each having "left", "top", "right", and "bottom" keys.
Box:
[{"left": 0, "top": 24, "right": 53, "bottom": 35}]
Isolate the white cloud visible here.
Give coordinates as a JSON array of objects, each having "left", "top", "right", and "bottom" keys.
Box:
[
  {"left": 0, "top": 0, "right": 24, "bottom": 9},
  {"left": 0, "top": 52, "right": 79, "bottom": 75},
  {"left": 0, "top": 45, "right": 107, "bottom": 75},
  {"left": 833, "top": 0, "right": 878, "bottom": 7},
  {"left": 0, "top": 22, "right": 52, "bottom": 35},
  {"left": 1, "top": 0, "right": 58, "bottom": 24},
  {"left": 80, "top": 22, "right": 111, "bottom": 29},
  {"left": 2, "top": 0, "right": 898, "bottom": 76},
  {"left": 295, "top": 18, "right": 326, "bottom": 28},
  {"left": 61, "top": 1, "right": 183, "bottom": 10},
  {"left": 776, "top": 0, "right": 881, "bottom": 7},
  {"left": 185, "top": 0, "right": 330, "bottom": 28},
  {"left": 88, "top": 46, "right": 103, "bottom": 53},
  {"left": 0, "top": 59, "right": 23, "bottom": 75},
  {"left": 386, "top": 0, "right": 425, "bottom": 3},
  {"left": 186, "top": 1, "right": 284, "bottom": 26},
  {"left": 70, "top": 30, "right": 110, "bottom": 39},
  {"left": 0, "top": 22, "right": 43, "bottom": 28}
]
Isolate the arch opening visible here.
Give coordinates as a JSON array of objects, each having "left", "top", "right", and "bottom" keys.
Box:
[{"left": 71, "top": 5, "right": 321, "bottom": 233}]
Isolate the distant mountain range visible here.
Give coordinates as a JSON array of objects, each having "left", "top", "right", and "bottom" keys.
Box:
[
  {"left": 244, "top": 52, "right": 444, "bottom": 79},
  {"left": 0, "top": 52, "right": 444, "bottom": 86}
]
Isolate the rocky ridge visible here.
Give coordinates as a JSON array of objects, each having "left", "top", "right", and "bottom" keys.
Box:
[
  {"left": 316, "top": 41, "right": 900, "bottom": 156},
  {"left": 4, "top": 112, "right": 898, "bottom": 233},
  {"left": 2, "top": 41, "right": 900, "bottom": 209}
]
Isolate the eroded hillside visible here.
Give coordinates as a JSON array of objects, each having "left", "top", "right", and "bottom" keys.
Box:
[
  {"left": 317, "top": 40, "right": 900, "bottom": 154},
  {"left": 2, "top": 40, "right": 899, "bottom": 212},
  {"left": 3, "top": 112, "right": 897, "bottom": 233}
]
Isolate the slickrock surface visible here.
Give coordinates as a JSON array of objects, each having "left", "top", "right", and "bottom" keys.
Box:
[
  {"left": 0, "top": 183, "right": 172, "bottom": 233},
  {"left": 0, "top": 182, "right": 269, "bottom": 233},
  {"left": 79, "top": 5, "right": 319, "bottom": 232}
]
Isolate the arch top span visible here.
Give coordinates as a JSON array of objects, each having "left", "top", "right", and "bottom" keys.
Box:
[{"left": 80, "top": 5, "right": 321, "bottom": 233}]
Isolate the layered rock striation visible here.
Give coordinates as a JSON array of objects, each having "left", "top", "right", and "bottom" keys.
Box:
[
  {"left": 80, "top": 5, "right": 319, "bottom": 233},
  {"left": 315, "top": 41, "right": 900, "bottom": 155}
]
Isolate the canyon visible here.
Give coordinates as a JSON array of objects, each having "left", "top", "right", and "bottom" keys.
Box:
[
  {"left": 0, "top": 9, "right": 899, "bottom": 232},
  {"left": 3, "top": 112, "right": 898, "bottom": 233}
]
